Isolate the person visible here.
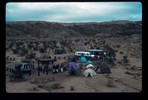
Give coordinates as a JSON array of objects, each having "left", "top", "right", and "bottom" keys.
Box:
[
  {"left": 52, "top": 63, "right": 59, "bottom": 73},
  {"left": 60, "top": 63, "right": 64, "bottom": 73},
  {"left": 49, "top": 56, "right": 51, "bottom": 59},
  {"left": 39, "top": 63, "right": 42, "bottom": 73},
  {"left": 32, "top": 59, "right": 35, "bottom": 69},
  {"left": 13, "top": 57, "right": 15, "bottom": 61}
]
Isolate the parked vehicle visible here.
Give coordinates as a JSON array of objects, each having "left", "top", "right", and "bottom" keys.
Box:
[
  {"left": 16, "top": 62, "right": 32, "bottom": 73},
  {"left": 75, "top": 51, "right": 91, "bottom": 57},
  {"left": 89, "top": 49, "right": 108, "bottom": 58}
]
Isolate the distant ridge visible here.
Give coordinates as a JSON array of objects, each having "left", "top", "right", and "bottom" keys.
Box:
[{"left": 6, "top": 20, "right": 142, "bottom": 39}]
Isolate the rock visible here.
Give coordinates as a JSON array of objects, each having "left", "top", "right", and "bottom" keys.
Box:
[
  {"left": 51, "top": 83, "right": 64, "bottom": 90},
  {"left": 28, "top": 87, "right": 39, "bottom": 91},
  {"left": 30, "top": 78, "right": 36, "bottom": 84},
  {"left": 38, "top": 83, "right": 44, "bottom": 88},
  {"left": 106, "top": 79, "right": 116, "bottom": 88},
  {"left": 44, "top": 80, "right": 48, "bottom": 83},
  {"left": 70, "top": 86, "right": 75, "bottom": 91},
  {"left": 125, "top": 71, "right": 135, "bottom": 75}
]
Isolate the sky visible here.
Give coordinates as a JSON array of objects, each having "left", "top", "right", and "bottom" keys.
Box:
[{"left": 6, "top": 2, "right": 142, "bottom": 23}]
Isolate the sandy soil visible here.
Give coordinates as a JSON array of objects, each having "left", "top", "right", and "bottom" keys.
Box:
[{"left": 6, "top": 51, "right": 142, "bottom": 93}]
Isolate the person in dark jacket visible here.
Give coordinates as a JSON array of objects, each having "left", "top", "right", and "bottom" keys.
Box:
[{"left": 52, "top": 64, "right": 59, "bottom": 73}]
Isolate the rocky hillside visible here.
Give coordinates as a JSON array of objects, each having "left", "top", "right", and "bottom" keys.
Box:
[{"left": 6, "top": 20, "right": 142, "bottom": 39}]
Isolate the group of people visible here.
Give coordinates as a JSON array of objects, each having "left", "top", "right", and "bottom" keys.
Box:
[{"left": 38, "top": 63, "right": 65, "bottom": 74}]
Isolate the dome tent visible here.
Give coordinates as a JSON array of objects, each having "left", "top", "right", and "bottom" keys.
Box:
[
  {"left": 85, "top": 64, "right": 95, "bottom": 69},
  {"left": 80, "top": 56, "right": 87, "bottom": 63},
  {"left": 99, "top": 62, "right": 111, "bottom": 74},
  {"left": 84, "top": 68, "right": 97, "bottom": 77},
  {"left": 86, "top": 60, "right": 93, "bottom": 64}
]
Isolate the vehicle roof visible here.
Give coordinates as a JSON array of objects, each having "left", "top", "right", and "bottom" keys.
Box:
[
  {"left": 89, "top": 49, "right": 103, "bottom": 51},
  {"left": 19, "top": 63, "right": 30, "bottom": 66},
  {"left": 75, "top": 51, "right": 90, "bottom": 53}
]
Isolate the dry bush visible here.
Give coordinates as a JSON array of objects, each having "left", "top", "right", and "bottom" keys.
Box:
[
  {"left": 51, "top": 83, "right": 64, "bottom": 90},
  {"left": 70, "top": 86, "right": 75, "bottom": 91},
  {"left": 106, "top": 79, "right": 116, "bottom": 88}
]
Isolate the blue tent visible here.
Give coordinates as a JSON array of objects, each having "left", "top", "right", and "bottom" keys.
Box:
[{"left": 80, "top": 57, "right": 87, "bottom": 63}]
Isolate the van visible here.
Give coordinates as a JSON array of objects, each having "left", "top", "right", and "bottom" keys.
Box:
[{"left": 75, "top": 51, "right": 91, "bottom": 57}]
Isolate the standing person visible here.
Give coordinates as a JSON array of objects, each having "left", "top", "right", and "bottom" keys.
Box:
[
  {"left": 60, "top": 63, "right": 64, "bottom": 73},
  {"left": 32, "top": 59, "right": 35, "bottom": 69},
  {"left": 28, "top": 68, "right": 31, "bottom": 78},
  {"left": 52, "top": 63, "right": 59, "bottom": 73},
  {"left": 39, "top": 63, "right": 42, "bottom": 73},
  {"left": 48, "top": 55, "right": 51, "bottom": 59}
]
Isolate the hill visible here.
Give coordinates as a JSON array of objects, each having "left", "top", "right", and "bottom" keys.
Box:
[{"left": 6, "top": 20, "right": 142, "bottom": 39}]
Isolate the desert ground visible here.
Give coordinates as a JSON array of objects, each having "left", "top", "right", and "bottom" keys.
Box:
[{"left": 6, "top": 33, "right": 142, "bottom": 93}]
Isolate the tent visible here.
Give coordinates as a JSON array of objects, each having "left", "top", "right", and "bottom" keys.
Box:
[
  {"left": 85, "top": 64, "right": 95, "bottom": 69},
  {"left": 99, "top": 62, "right": 111, "bottom": 74},
  {"left": 80, "top": 57, "right": 87, "bottom": 63},
  {"left": 68, "top": 62, "right": 79, "bottom": 69},
  {"left": 86, "top": 60, "right": 93, "bottom": 64},
  {"left": 84, "top": 68, "right": 97, "bottom": 77}
]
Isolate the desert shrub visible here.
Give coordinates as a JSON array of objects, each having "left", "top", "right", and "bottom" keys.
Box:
[
  {"left": 19, "top": 49, "right": 28, "bottom": 56},
  {"left": 26, "top": 52, "right": 35, "bottom": 59},
  {"left": 54, "top": 48, "right": 66, "bottom": 54},
  {"left": 106, "top": 79, "right": 116, "bottom": 88},
  {"left": 107, "top": 57, "right": 115, "bottom": 65},
  {"left": 116, "top": 45, "right": 121, "bottom": 48},
  {"left": 120, "top": 51, "right": 123, "bottom": 54},
  {"left": 8, "top": 42, "right": 14, "bottom": 49},
  {"left": 84, "top": 42, "right": 89, "bottom": 45},
  {"left": 39, "top": 48, "right": 46, "bottom": 53},
  {"left": 28, "top": 43, "right": 34, "bottom": 49},
  {"left": 70, "top": 86, "right": 75, "bottom": 91},
  {"left": 12, "top": 49, "right": 19, "bottom": 54},
  {"left": 123, "top": 55, "right": 129, "bottom": 64}
]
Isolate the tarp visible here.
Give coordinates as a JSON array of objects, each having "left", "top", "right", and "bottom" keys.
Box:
[
  {"left": 99, "top": 63, "right": 111, "bottom": 74},
  {"left": 85, "top": 64, "right": 95, "bottom": 69},
  {"left": 80, "top": 57, "right": 87, "bottom": 63},
  {"left": 84, "top": 68, "right": 97, "bottom": 77}
]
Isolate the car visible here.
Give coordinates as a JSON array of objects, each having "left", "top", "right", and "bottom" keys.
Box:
[{"left": 16, "top": 62, "right": 32, "bottom": 72}]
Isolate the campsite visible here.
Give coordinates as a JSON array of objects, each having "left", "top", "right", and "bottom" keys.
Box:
[{"left": 6, "top": 21, "right": 142, "bottom": 92}]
